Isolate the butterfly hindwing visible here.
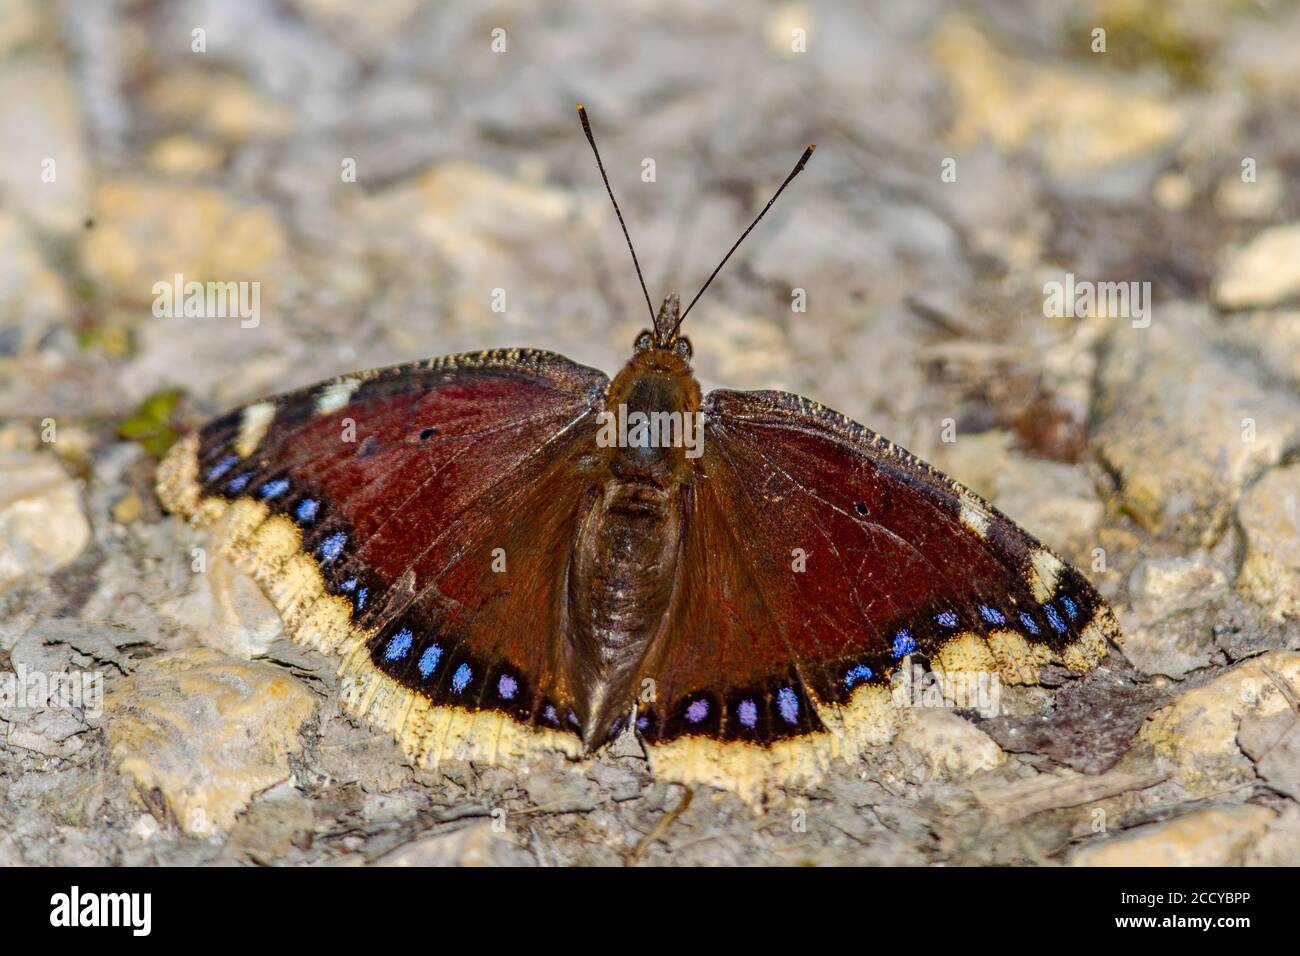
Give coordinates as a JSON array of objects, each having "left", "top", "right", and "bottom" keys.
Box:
[
  {"left": 158, "top": 349, "right": 609, "bottom": 767},
  {"left": 634, "top": 388, "right": 1119, "bottom": 800}
]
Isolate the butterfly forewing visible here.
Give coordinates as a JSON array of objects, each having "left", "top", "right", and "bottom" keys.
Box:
[{"left": 160, "top": 349, "right": 609, "bottom": 763}]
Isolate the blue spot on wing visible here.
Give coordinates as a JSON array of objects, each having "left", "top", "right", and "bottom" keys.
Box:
[
  {"left": 979, "top": 604, "right": 1006, "bottom": 625},
  {"left": 776, "top": 687, "right": 799, "bottom": 724},
  {"left": 845, "top": 664, "right": 874, "bottom": 688},
  {"left": 935, "top": 610, "right": 959, "bottom": 629},
  {"left": 1018, "top": 611, "right": 1041, "bottom": 636},
  {"left": 418, "top": 644, "right": 442, "bottom": 678},
  {"left": 497, "top": 674, "right": 518, "bottom": 699},
  {"left": 257, "top": 478, "right": 289, "bottom": 500},
  {"left": 1045, "top": 604, "right": 1066, "bottom": 633},
  {"left": 737, "top": 699, "right": 758, "bottom": 728},
  {"left": 226, "top": 472, "right": 252, "bottom": 493},
  {"left": 1061, "top": 595, "right": 1079, "bottom": 619},
  {"left": 317, "top": 531, "right": 346, "bottom": 563},
  {"left": 892, "top": 628, "right": 916, "bottom": 658},
  {"left": 384, "top": 629, "right": 413, "bottom": 661},
  {"left": 295, "top": 498, "right": 320, "bottom": 524},
  {"left": 205, "top": 455, "right": 238, "bottom": 481},
  {"left": 451, "top": 663, "right": 472, "bottom": 693}
]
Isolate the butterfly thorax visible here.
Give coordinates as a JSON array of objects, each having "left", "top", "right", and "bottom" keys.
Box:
[{"left": 566, "top": 304, "right": 702, "bottom": 750}]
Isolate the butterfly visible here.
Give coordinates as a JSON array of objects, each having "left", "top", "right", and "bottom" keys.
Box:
[{"left": 157, "top": 106, "right": 1120, "bottom": 805}]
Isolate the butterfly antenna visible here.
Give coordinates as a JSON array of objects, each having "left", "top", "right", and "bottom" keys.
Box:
[
  {"left": 577, "top": 104, "right": 656, "bottom": 324},
  {"left": 673, "top": 143, "right": 815, "bottom": 337}
]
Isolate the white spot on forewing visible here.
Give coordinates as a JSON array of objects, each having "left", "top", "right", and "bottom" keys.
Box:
[
  {"left": 235, "top": 402, "right": 275, "bottom": 457},
  {"left": 316, "top": 378, "right": 361, "bottom": 415},
  {"left": 959, "top": 494, "right": 992, "bottom": 537},
  {"left": 1028, "top": 549, "right": 1064, "bottom": 603}
]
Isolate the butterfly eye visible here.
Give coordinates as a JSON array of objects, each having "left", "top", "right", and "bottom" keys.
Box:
[
  {"left": 674, "top": 337, "right": 693, "bottom": 360},
  {"left": 634, "top": 331, "right": 653, "bottom": 351}
]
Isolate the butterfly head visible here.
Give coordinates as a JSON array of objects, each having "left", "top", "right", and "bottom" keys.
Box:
[
  {"left": 617, "top": 293, "right": 700, "bottom": 412},
  {"left": 636, "top": 292, "right": 692, "bottom": 362},
  {"left": 609, "top": 292, "right": 703, "bottom": 480}
]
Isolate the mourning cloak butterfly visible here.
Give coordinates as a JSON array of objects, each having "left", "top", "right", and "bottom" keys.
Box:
[{"left": 157, "top": 106, "right": 1120, "bottom": 804}]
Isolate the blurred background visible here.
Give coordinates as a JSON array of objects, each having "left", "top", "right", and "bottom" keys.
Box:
[
  {"left": 0, "top": 0, "right": 1290, "bottom": 431},
  {"left": 1, "top": 0, "right": 1299, "bottom": 864},
  {"left": 5, "top": 0, "right": 1298, "bottom": 568}
]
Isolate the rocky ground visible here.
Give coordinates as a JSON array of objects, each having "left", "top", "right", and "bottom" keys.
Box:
[{"left": 1, "top": 0, "right": 1298, "bottom": 865}]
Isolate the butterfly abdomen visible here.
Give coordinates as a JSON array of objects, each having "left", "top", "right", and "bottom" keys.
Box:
[{"left": 567, "top": 477, "right": 684, "bottom": 750}]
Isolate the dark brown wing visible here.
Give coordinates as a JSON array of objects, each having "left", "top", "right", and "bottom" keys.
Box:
[
  {"left": 158, "top": 349, "right": 608, "bottom": 768},
  {"left": 635, "top": 388, "right": 1119, "bottom": 801}
]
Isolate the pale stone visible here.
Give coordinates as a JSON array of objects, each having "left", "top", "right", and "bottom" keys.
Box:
[
  {"left": 156, "top": 553, "right": 286, "bottom": 658},
  {"left": 1120, "top": 557, "right": 1226, "bottom": 677},
  {"left": 0, "top": 57, "right": 89, "bottom": 235},
  {"left": 360, "top": 161, "right": 583, "bottom": 331},
  {"left": 376, "top": 823, "right": 537, "bottom": 866},
  {"left": 685, "top": 305, "right": 790, "bottom": 386},
  {"left": 1236, "top": 464, "right": 1300, "bottom": 620},
  {"left": 143, "top": 74, "right": 293, "bottom": 143},
  {"left": 104, "top": 648, "right": 316, "bottom": 834},
  {"left": 1093, "top": 305, "right": 1300, "bottom": 547},
  {"left": 1237, "top": 709, "right": 1300, "bottom": 801},
  {"left": 81, "top": 179, "right": 286, "bottom": 306},
  {"left": 4, "top": 708, "right": 88, "bottom": 759},
  {"left": 1220, "top": 311, "right": 1300, "bottom": 390},
  {"left": 931, "top": 17, "right": 1181, "bottom": 177},
  {"left": 1215, "top": 223, "right": 1300, "bottom": 310},
  {"left": 0, "top": 213, "right": 69, "bottom": 343},
  {"left": 147, "top": 135, "right": 225, "bottom": 176},
  {"left": 1245, "top": 805, "right": 1300, "bottom": 866},
  {"left": 0, "top": 0, "right": 45, "bottom": 56},
  {"left": 131, "top": 814, "right": 160, "bottom": 842},
  {"left": 1070, "top": 805, "right": 1276, "bottom": 866},
  {"left": 111, "top": 491, "right": 143, "bottom": 525},
  {"left": 1130, "top": 557, "right": 1228, "bottom": 622},
  {"left": 1214, "top": 169, "right": 1285, "bottom": 221},
  {"left": 0, "top": 450, "right": 90, "bottom": 583},
  {"left": 1139, "top": 651, "right": 1300, "bottom": 792},
  {"left": 1153, "top": 171, "right": 1192, "bottom": 212},
  {"left": 895, "top": 710, "right": 1005, "bottom": 781},
  {"left": 1225, "top": 5, "right": 1300, "bottom": 94}
]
